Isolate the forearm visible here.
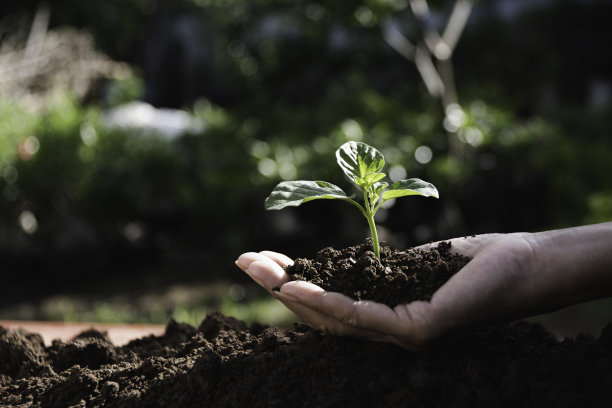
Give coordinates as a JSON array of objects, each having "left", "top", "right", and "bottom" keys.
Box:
[
  {"left": 525, "top": 222, "right": 612, "bottom": 313},
  {"left": 426, "top": 224, "right": 612, "bottom": 340}
]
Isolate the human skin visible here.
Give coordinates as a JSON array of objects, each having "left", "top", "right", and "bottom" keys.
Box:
[{"left": 235, "top": 222, "right": 612, "bottom": 350}]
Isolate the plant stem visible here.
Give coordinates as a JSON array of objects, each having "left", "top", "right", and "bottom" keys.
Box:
[
  {"left": 363, "top": 191, "right": 381, "bottom": 259},
  {"left": 366, "top": 211, "right": 380, "bottom": 259}
]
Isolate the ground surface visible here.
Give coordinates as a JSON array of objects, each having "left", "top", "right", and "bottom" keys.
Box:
[
  {"left": 1, "top": 241, "right": 611, "bottom": 407},
  {"left": 2, "top": 314, "right": 612, "bottom": 407}
]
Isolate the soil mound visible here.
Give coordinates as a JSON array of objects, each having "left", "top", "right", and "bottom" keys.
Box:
[
  {"left": 2, "top": 315, "right": 612, "bottom": 407},
  {"left": 2, "top": 240, "right": 611, "bottom": 406}
]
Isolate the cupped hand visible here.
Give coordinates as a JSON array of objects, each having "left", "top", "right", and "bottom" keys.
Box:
[{"left": 236, "top": 233, "right": 540, "bottom": 349}]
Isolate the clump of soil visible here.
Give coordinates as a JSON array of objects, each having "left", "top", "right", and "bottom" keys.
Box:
[
  {"left": 2, "top": 315, "right": 612, "bottom": 407},
  {"left": 2, "top": 240, "right": 612, "bottom": 406},
  {"left": 286, "top": 238, "right": 470, "bottom": 307}
]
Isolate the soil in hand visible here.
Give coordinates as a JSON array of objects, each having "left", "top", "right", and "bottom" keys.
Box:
[{"left": 286, "top": 238, "right": 471, "bottom": 307}]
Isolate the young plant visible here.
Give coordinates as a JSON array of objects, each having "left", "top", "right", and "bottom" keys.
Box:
[{"left": 264, "top": 141, "right": 439, "bottom": 258}]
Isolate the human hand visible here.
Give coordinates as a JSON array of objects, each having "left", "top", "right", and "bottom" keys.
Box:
[
  {"left": 236, "top": 224, "right": 612, "bottom": 349},
  {"left": 235, "top": 233, "right": 538, "bottom": 349}
]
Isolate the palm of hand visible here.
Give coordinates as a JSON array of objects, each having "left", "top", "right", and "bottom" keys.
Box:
[{"left": 236, "top": 233, "right": 535, "bottom": 349}]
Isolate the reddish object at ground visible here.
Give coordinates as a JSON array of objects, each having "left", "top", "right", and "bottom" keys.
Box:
[{"left": 0, "top": 320, "right": 165, "bottom": 347}]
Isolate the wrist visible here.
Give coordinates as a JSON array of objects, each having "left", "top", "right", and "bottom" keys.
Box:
[{"left": 526, "top": 222, "right": 612, "bottom": 312}]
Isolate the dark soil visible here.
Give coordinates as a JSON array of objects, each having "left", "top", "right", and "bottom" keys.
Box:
[
  {"left": 2, "top": 315, "right": 612, "bottom": 407},
  {"left": 2, "top": 240, "right": 612, "bottom": 407},
  {"left": 286, "top": 238, "right": 471, "bottom": 307}
]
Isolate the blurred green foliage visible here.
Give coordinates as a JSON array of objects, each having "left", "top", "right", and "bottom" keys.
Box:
[
  {"left": 2, "top": 89, "right": 610, "bottom": 260},
  {"left": 0, "top": 0, "right": 610, "bottom": 311},
  {"left": 0, "top": 279, "right": 296, "bottom": 327},
  {"left": 0, "top": 91, "right": 255, "bottom": 260}
]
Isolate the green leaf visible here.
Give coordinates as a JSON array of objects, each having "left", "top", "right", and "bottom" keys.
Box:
[
  {"left": 362, "top": 172, "right": 386, "bottom": 187},
  {"left": 265, "top": 180, "right": 349, "bottom": 210},
  {"left": 369, "top": 181, "right": 389, "bottom": 206},
  {"left": 381, "top": 178, "right": 439, "bottom": 200},
  {"left": 372, "top": 182, "right": 389, "bottom": 195},
  {"left": 336, "top": 142, "right": 385, "bottom": 187}
]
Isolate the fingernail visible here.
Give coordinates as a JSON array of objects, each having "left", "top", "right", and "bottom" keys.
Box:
[
  {"left": 273, "top": 290, "right": 299, "bottom": 303},
  {"left": 235, "top": 260, "right": 246, "bottom": 271}
]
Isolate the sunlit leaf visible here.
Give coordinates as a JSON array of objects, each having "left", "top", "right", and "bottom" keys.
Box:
[
  {"left": 372, "top": 181, "right": 388, "bottom": 195},
  {"left": 369, "top": 181, "right": 389, "bottom": 205},
  {"left": 335, "top": 141, "right": 384, "bottom": 187},
  {"left": 362, "top": 172, "right": 386, "bottom": 186},
  {"left": 263, "top": 142, "right": 439, "bottom": 260},
  {"left": 381, "top": 178, "right": 439, "bottom": 200},
  {"left": 265, "top": 180, "right": 349, "bottom": 210}
]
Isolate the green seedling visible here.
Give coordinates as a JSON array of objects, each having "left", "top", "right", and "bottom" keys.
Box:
[{"left": 264, "top": 141, "right": 439, "bottom": 258}]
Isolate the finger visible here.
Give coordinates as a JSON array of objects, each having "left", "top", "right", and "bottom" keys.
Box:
[
  {"left": 414, "top": 234, "right": 505, "bottom": 257},
  {"left": 273, "top": 291, "right": 408, "bottom": 347},
  {"left": 235, "top": 251, "right": 293, "bottom": 272},
  {"left": 236, "top": 252, "right": 290, "bottom": 289},
  {"left": 280, "top": 281, "right": 423, "bottom": 342},
  {"left": 259, "top": 251, "right": 294, "bottom": 267},
  {"left": 235, "top": 252, "right": 262, "bottom": 271},
  {"left": 245, "top": 259, "right": 290, "bottom": 291}
]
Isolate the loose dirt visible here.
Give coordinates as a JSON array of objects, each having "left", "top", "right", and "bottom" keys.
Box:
[
  {"left": 286, "top": 238, "right": 470, "bottom": 307},
  {"left": 2, "top": 240, "right": 611, "bottom": 407}
]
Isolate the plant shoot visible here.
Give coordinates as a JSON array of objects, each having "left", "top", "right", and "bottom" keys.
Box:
[{"left": 264, "top": 141, "right": 439, "bottom": 258}]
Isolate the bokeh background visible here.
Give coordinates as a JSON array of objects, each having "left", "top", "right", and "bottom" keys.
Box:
[{"left": 1, "top": 0, "right": 611, "bottom": 336}]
